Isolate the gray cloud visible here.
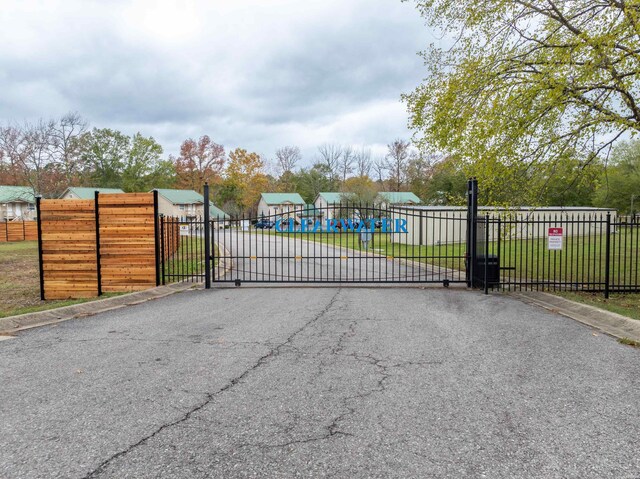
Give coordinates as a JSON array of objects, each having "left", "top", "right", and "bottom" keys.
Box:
[{"left": 0, "top": 0, "right": 431, "bottom": 164}]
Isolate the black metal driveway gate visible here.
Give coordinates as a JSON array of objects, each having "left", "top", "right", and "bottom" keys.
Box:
[{"left": 211, "top": 204, "right": 469, "bottom": 285}]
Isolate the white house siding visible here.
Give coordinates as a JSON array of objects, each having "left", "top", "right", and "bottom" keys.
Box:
[
  {"left": 1, "top": 201, "right": 36, "bottom": 221},
  {"left": 156, "top": 197, "right": 211, "bottom": 219},
  {"left": 390, "top": 207, "right": 618, "bottom": 246},
  {"left": 313, "top": 196, "right": 340, "bottom": 220},
  {"left": 258, "top": 200, "right": 303, "bottom": 218}
]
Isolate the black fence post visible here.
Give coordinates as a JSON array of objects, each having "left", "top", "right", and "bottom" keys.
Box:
[
  {"left": 484, "top": 215, "right": 490, "bottom": 295},
  {"left": 94, "top": 191, "right": 102, "bottom": 296},
  {"left": 204, "top": 183, "right": 211, "bottom": 289},
  {"left": 466, "top": 178, "right": 478, "bottom": 287},
  {"left": 605, "top": 212, "right": 611, "bottom": 299},
  {"left": 153, "top": 190, "right": 161, "bottom": 287},
  {"left": 160, "top": 214, "right": 166, "bottom": 286},
  {"left": 36, "top": 196, "right": 45, "bottom": 300}
]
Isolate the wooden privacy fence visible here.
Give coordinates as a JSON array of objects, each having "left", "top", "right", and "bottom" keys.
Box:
[
  {"left": 37, "top": 192, "right": 167, "bottom": 300},
  {"left": 0, "top": 220, "right": 38, "bottom": 242}
]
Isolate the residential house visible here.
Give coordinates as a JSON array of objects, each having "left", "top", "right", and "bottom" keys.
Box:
[
  {"left": 313, "top": 192, "right": 349, "bottom": 220},
  {"left": 257, "top": 193, "right": 305, "bottom": 219},
  {"left": 59, "top": 187, "right": 125, "bottom": 199},
  {"left": 302, "top": 204, "right": 318, "bottom": 222},
  {"left": 154, "top": 189, "right": 229, "bottom": 221},
  {"left": 0, "top": 186, "right": 36, "bottom": 221}
]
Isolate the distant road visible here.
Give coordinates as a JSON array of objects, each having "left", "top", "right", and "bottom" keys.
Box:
[{"left": 213, "top": 230, "right": 463, "bottom": 284}]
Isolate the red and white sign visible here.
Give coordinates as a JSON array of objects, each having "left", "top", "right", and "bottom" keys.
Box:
[{"left": 548, "top": 227, "right": 563, "bottom": 250}]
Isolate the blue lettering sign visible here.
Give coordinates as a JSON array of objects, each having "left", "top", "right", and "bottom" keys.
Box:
[
  {"left": 325, "top": 219, "right": 338, "bottom": 233},
  {"left": 395, "top": 218, "right": 408, "bottom": 233}
]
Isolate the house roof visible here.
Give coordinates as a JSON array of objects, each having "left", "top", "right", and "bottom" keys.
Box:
[
  {"left": 261, "top": 193, "right": 305, "bottom": 205},
  {"left": 0, "top": 186, "right": 36, "bottom": 204},
  {"left": 62, "top": 187, "right": 124, "bottom": 199},
  {"left": 208, "top": 202, "right": 230, "bottom": 219},
  {"left": 378, "top": 192, "right": 421, "bottom": 204},
  {"left": 155, "top": 189, "right": 204, "bottom": 205},
  {"left": 316, "top": 192, "right": 346, "bottom": 204}
]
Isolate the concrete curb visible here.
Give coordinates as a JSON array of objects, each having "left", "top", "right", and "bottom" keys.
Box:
[
  {"left": 510, "top": 291, "right": 640, "bottom": 342},
  {"left": 0, "top": 282, "right": 199, "bottom": 335}
]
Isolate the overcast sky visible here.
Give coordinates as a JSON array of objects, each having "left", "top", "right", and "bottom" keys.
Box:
[{"left": 0, "top": 0, "right": 434, "bottom": 166}]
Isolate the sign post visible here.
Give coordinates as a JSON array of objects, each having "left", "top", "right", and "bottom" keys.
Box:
[{"left": 548, "top": 227, "right": 563, "bottom": 251}]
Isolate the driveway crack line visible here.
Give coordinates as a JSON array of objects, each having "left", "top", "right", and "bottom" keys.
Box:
[{"left": 83, "top": 289, "right": 342, "bottom": 478}]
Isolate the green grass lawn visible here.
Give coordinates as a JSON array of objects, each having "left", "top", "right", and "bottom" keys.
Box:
[
  {"left": 260, "top": 227, "right": 639, "bottom": 288},
  {"left": 0, "top": 241, "right": 108, "bottom": 319},
  {"left": 556, "top": 292, "right": 640, "bottom": 321},
  {"left": 161, "top": 237, "right": 219, "bottom": 284}
]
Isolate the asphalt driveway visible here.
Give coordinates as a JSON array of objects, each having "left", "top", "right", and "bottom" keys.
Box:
[
  {"left": 1, "top": 287, "right": 639, "bottom": 478},
  {"left": 213, "top": 230, "right": 463, "bottom": 284}
]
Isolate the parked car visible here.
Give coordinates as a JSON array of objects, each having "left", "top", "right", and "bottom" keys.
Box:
[
  {"left": 254, "top": 219, "right": 275, "bottom": 229},
  {"left": 328, "top": 219, "right": 342, "bottom": 230}
]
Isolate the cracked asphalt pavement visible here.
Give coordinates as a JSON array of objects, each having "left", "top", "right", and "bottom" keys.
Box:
[{"left": 1, "top": 287, "right": 639, "bottom": 478}]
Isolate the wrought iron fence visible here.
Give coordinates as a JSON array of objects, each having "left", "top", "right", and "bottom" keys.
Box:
[
  {"left": 155, "top": 181, "right": 639, "bottom": 297},
  {"left": 158, "top": 216, "right": 206, "bottom": 284},
  {"left": 478, "top": 212, "right": 640, "bottom": 297}
]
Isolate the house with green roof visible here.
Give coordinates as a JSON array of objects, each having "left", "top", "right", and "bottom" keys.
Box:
[
  {"left": 258, "top": 193, "right": 305, "bottom": 218},
  {"left": 60, "top": 187, "right": 124, "bottom": 200},
  {"left": 377, "top": 192, "right": 422, "bottom": 207},
  {"left": 0, "top": 186, "right": 36, "bottom": 221},
  {"left": 313, "top": 192, "right": 352, "bottom": 220},
  {"left": 154, "top": 189, "right": 229, "bottom": 220}
]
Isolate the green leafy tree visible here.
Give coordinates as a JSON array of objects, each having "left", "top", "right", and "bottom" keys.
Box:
[
  {"left": 294, "top": 163, "right": 337, "bottom": 203},
  {"left": 341, "top": 176, "right": 380, "bottom": 205},
  {"left": 147, "top": 159, "right": 176, "bottom": 189},
  {"left": 424, "top": 157, "right": 467, "bottom": 205},
  {"left": 224, "top": 148, "right": 269, "bottom": 214},
  {"left": 405, "top": 1, "right": 640, "bottom": 205},
  {"left": 79, "top": 128, "right": 130, "bottom": 188},
  {"left": 122, "top": 133, "right": 164, "bottom": 192},
  {"left": 594, "top": 140, "right": 640, "bottom": 214},
  {"left": 539, "top": 157, "right": 603, "bottom": 207}
]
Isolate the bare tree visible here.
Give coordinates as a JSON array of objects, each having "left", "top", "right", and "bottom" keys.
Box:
[
  {"left": 339, "top": 145, "right": 355, "bottom": 183},
  {"left": 385, "top": 139, "right": 410, "bottom": 192},
  {"left": 0, "top": 125, "right": 30, "bottom": 186},
  {"left": 372, "top": 155, "right": 388, "bottom": 187},
  {"left": 275, "top": 145, "right": 302, "bottom": 175},
  {"left": 51, "top": 112, "right": 88, "bottom": 184},
  {"left": 317, "top": 144, "right": 342, "bottom": 183},
  {"left": 355, "top": 147, "right": 372, "bottom": 178},
  {"left": 22, "top": 120, "right": 58, "bottom": 195}
]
